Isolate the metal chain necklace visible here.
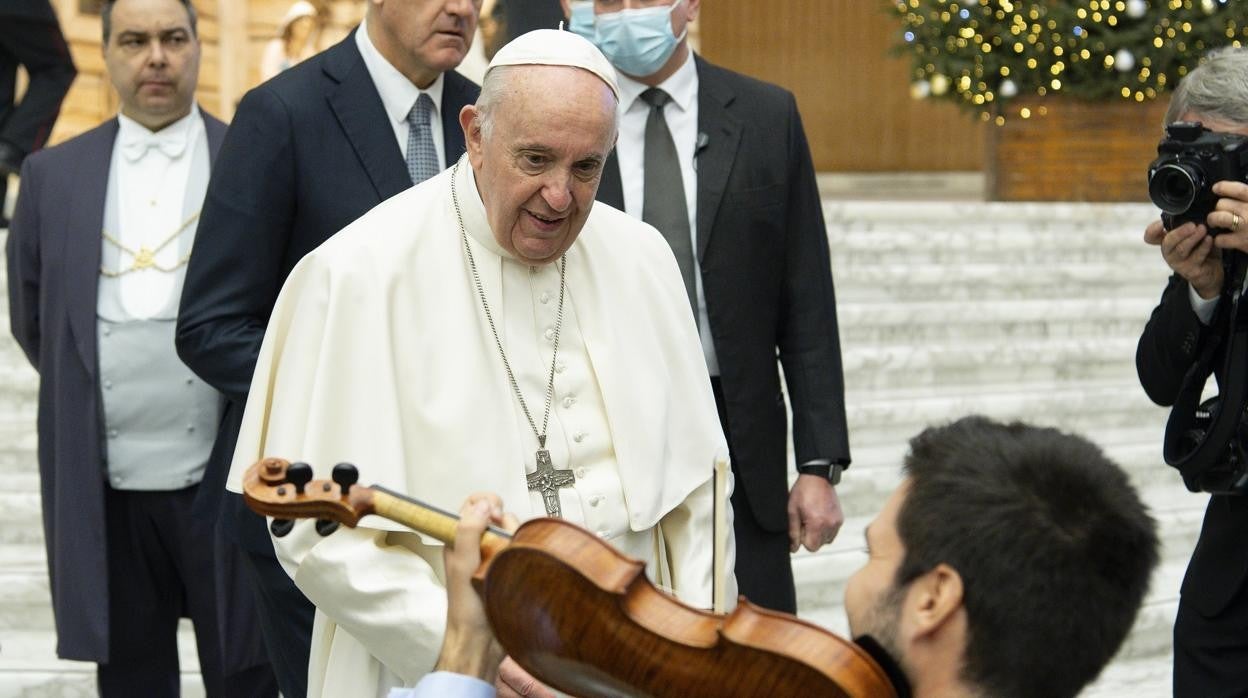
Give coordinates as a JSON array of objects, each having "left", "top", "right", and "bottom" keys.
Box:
[
  {"left": 100, "top": 211, "right": 201, "bottom": 277},
  {"left": 451, "top": 160, "right": 576, "bottom": 517}
]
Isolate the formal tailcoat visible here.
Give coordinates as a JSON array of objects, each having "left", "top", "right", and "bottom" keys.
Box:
[
  {"left": 1137, "top": 273, "right": 1248, "bottom": 621},
  {"left": 598, "top": 56, "right": 850, "bottom": 531},
  {"left": 5, "top": 113, "right": 266, "bottom": 667},
  {"left": 175, "top": 31, "right": 480, "bottom": 552}
]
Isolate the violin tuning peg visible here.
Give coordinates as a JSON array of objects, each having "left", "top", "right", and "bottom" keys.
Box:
[
  {"left": 270, "top": 518, "right": 295, "bottom": 538},
  {"left": 315, "top": 519, "right": 340, "bottom": 536},
  {"left": 286, "top": 461, "right": 313, "bottom": 495},
  {"left": 332, "top": 462, "right": 359, "bottom": 495}
]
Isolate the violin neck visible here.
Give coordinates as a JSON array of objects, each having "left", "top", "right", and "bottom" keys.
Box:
[{"left": 368, "top": 486, "right": 512, "bottom": 553}]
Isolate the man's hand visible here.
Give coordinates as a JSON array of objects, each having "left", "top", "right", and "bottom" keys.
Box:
[
  {"left": 1145, "top": 219, "right": 1223, "bottom": 299},
  {"left": 1212, "top": 180, "right": 1248, "bottom": 257},
  {"left": 787, "top": 475, "right": 844, "bottom": 553},
  {"left": 496, "top": 656, "right": 558, "bottom": 698},
  {"left": 433, "top": 494, "right": 518, "bottom": 683}
]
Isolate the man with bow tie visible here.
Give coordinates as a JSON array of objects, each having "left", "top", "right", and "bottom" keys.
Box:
[{"left": 5, "top": 0, "right": 275, "bottom": 695}]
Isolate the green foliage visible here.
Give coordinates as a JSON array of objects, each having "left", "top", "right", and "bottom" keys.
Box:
[{"left": 892, "top": 0, "right": 1248, "bottom": 119}]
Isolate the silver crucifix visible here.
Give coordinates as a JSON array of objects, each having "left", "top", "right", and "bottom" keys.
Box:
[{"left": 527, "top": 448, "right": 576, "bottom": 517}]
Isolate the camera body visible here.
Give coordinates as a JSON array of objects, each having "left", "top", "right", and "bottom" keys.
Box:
[{"left": 1148, "top": 121, "right": 1248, "bottom": 232}]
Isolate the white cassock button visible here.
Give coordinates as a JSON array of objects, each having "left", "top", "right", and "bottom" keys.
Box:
[
  {"left": 108, "top": 428, "right": 119, "bottom": 439},
  {"left": 573, "top": 431, "right": 586, "bottom": 443},
  {"left": 575, "top": 467, "right": 586, "bottom": 478},
  {"left": 186, "top": 378, "right": 194, "bottom": 386},
  {"left": 555, "top": 360, "right": 566, "bottom": 374},
  {"left": 103, "top": 380, "right": 113, "bottom": 390},
  {"left": 589, "top": 495, "right": 603, "bottom": 507},
  {"left": 597, "top": 529, "right": 609, "bottom": 538},
  {"left": 563, "top": 396, "right": 576, "bottom": 408},
  {"left": 544, "top": 328, "right": 555, "bottom": 341},
  {"left": 103, "top": 328, "right": 111, "bottom": 337},
  {"left": 540, "top": 292, "right": 551, "bottom": 304},
  {"left": 187, "top": 424, "right": 196, "bottom": 433}
]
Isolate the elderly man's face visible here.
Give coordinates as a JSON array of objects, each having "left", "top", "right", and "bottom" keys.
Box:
[
  {"left": 463, "top": 66, "right": 616, "bottom": 264},
  {"left": 372, "top": 0, "right": 480, "bottom": 87},
  {"left": 104, "top": 0, "right": 200, "bottom": 131},
  {"left": 844, "top": 480, "right": 909, "bottom": 662}
]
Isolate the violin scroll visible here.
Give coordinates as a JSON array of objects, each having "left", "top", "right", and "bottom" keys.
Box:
[{"left": 242, "top": 458, "right": 376, "bottom": 536}]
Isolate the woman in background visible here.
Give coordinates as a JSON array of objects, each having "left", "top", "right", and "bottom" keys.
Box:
[{"left": 260, "top": 1, "right": 321, "bottom": 82}]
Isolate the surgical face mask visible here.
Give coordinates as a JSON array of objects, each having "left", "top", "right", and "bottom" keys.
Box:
[
  {"left": 593, "top": 0, "right": 687, "bottom": 78},
  {"left": 567, "top": 1, "right": 596, "bottom": 41}
]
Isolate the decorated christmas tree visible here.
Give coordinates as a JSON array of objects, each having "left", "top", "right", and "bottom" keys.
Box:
[{"left": 893, "top": 0, "right": 1248, "bottom": 123}]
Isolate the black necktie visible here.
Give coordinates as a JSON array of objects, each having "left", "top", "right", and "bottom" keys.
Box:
[{"left": 641, "top": 87, "right": 698, "bottom": 320}]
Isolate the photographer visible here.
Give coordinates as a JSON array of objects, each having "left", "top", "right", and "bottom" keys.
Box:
[{"left": 1137, "top": 46, "right": 1248, "bottom": 696}]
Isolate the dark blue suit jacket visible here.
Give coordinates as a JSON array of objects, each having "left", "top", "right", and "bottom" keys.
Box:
[{"left": 176, "top": 32, "right": 479, "bottom": 552}]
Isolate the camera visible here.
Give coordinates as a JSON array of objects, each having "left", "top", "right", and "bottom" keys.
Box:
[{"left": 1148, "top": 121, "right": 1248, "bottom": 232}]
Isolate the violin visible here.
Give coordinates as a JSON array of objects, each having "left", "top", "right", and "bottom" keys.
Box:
[{"left": 242, "top": 458, "right": 900, "bottom": 698}]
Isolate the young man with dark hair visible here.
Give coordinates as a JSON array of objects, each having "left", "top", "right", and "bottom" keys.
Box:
[{"left": 846, "top": 416, "right": 1160, "bottom": 698}]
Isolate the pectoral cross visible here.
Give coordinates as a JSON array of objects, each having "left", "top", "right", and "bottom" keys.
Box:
[{"left": 527, "top": 448, "right": 576, "bottom": 517}]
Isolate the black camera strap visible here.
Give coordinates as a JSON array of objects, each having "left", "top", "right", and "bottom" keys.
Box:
[{"left": 1163, "top": 251, "right": 1248, "bottom": 494}]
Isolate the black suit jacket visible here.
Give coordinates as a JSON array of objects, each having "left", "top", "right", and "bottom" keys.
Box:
[
  {"left": 6, "top": 114, "right": 269, "bottom": 669},
  {"left": 1137, "top": 273, "right": 1248, "bottom": 617},
  {"left": 176, "top": 32, "right": 479, "bottom": 551},
  {"left": 598, "top": 56, "right": 850, "bottom": 531},
  {"left": 1, "top": 0, "right": 57, "bottom": 20}
]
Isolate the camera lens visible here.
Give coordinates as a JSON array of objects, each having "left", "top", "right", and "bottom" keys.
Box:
[{"left": 1149, "top": 162, "right": 1203, "bottom": 214}]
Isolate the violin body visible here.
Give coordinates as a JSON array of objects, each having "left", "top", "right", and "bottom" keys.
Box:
[
  {"left": 242, "top": 458, "right": 899, "bottom": 698},
  {"left": 480, "top": 518, "right": 897, "bottom": 698}
]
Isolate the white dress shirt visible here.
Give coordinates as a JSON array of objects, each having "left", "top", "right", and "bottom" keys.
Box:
[
  {"left": 614, "top": 52, "right": 719, "bottom": 374},
  {"left": 356, "top": 19, "right": 447, "bottom": 170},
  {"left": 111, "top": 106, "right": 206, "bottom": 320}
]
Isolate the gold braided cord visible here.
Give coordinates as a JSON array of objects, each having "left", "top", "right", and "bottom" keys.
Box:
[{"left": 100, "top": 211, "right": 200, "bottom": 277}]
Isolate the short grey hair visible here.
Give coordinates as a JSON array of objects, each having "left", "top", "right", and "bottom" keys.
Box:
[
  {"left": 1166, "top": 46, "right": 1248, "bottom": 127},
  {"left": 102, "top": 0, "right": 199, "bottom": 45},
  {"left": 474, "top": 64, "right": 619, "bottom": 142}
]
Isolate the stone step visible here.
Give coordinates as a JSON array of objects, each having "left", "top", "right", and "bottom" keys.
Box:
[
  {"left": 844, "top": 379, "right": 1169, "bottom": 447},
  {"left": 836, "top": 296, "right": 1160, "bottom": 344},
  {"left": 823, "top": 200, "right": 1159, "bottom": 232},
  {"left": 0, "top": 628, "right": 204, "bottom": 698},
  {"left": 832, "top": 261, "right": 1168, "bottom": 303},
  {"left": 842, "top": 335, "right": 1141, "bottom": 391}
]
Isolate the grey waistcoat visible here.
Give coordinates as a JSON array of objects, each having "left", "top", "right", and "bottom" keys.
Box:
[{"left": 96, "top": 118, "right": 219, "bottom": 491}]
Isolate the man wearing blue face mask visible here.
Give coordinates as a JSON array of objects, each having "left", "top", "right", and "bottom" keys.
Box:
[{"left": 562, "top": 0, "right": 850, "bottom": 614}]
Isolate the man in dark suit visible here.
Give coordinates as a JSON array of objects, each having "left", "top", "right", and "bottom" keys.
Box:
[
  {"left": 6, "top": 0, "right": 272, "bottom": 695},
  {"left": 175, "top": 1, "right": 482, "bottom": 695},
  {"left": 0, "top": 0, "right": 77, "bottom": 224},
  {"left": 1136, "top": 46, "right": 1248, "bottom": 697},
  {"left": 568, "top": 0, "right": 850, "bottom": 613}
]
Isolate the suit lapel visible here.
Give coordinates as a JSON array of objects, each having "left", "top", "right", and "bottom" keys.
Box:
[
  {"left": 597, "top": 150, "right": 624, "bottom": 209},
  {"left": 441, "top": 71, "right": 472, "bottom": 163},
  {"left": 324, "top": 34, "right": 412, "bottom": 201},
  {"left": 65, "top": 121, "right": 118, "bottom": 377},
  {"left": 202, "top": 109, "right": 226, "bottom": 161},
  {"left": 693, "top": 57, "right": 742, "bottom": 263}
]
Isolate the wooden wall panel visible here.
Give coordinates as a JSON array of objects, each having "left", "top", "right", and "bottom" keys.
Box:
[{"left": 698, "top": 0, "right": 984, "bottom": 172}]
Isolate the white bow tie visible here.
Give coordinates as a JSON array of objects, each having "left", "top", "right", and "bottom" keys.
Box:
[{"left": 121, "top": 133, "right": 188, "bottom": 162}]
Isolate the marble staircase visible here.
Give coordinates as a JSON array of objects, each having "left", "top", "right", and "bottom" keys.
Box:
[
  {"left": 0, "top": 198, "right": 1197, "bottom": 696},
  {"left": 794, "top": 200, "right": 1194, "bottom": 697}
]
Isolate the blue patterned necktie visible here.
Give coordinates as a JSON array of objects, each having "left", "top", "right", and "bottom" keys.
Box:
[{"left": 406, "top": 93, "right": 440, "bottom": 184}]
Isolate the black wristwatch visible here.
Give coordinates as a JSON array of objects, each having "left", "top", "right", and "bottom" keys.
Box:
[{"left": 797, "top": 460, "right": 845, "bottom": 486}]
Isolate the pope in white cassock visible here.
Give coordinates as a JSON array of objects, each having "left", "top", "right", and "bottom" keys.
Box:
[{"left": 225, "top": 29, "right": 736, "bottom": 698}]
